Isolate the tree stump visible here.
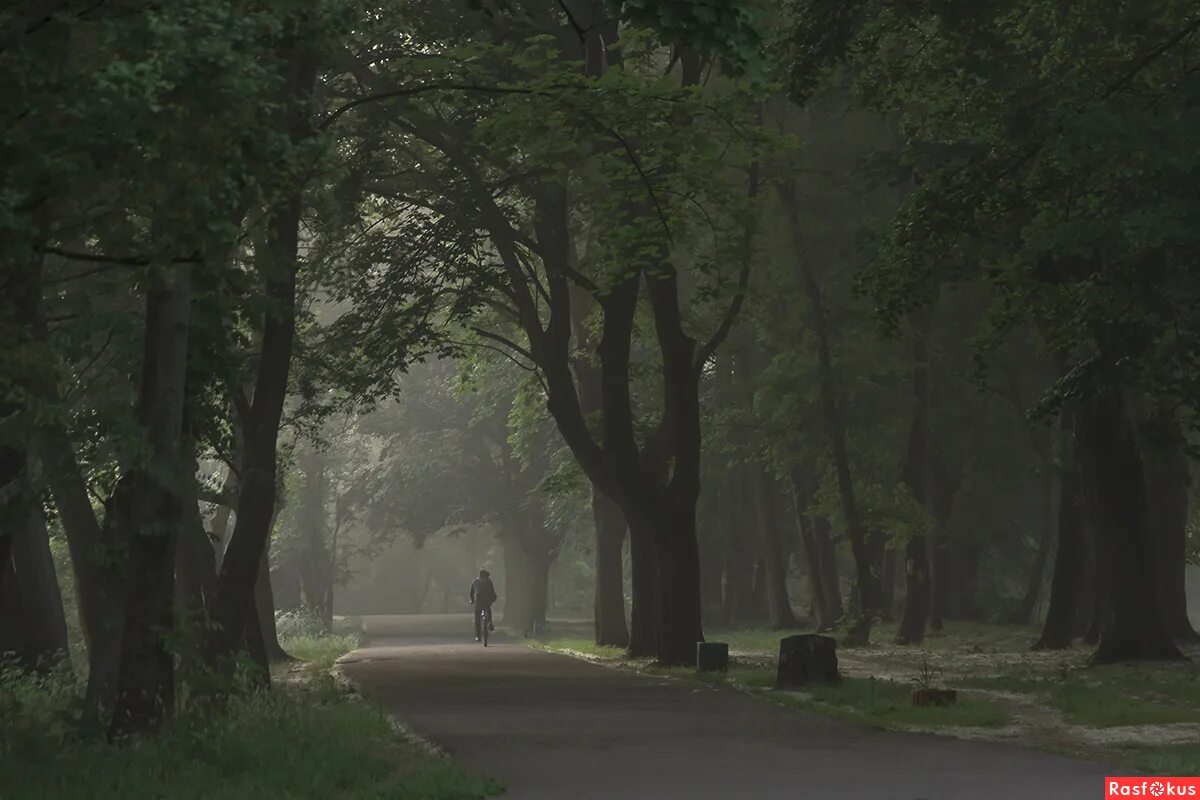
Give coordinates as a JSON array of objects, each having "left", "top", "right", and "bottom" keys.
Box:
[
  {"left": 696, "top": 642, "right": 729, "bottom": 672},
  {"left": 776, "top": 634, "right": 840, "bottom": 688},
  {"left": 912, "top": 688, "right": 957, "bottom": 706}
]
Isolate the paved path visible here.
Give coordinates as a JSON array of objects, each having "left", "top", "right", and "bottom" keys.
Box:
[{"left": 337, "top": 615, "right": 1116, "bottom": 800}]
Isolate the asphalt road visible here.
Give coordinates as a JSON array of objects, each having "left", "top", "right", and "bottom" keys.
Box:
[{"left": 336, "top": 614, "right": 1115, "bottom": 800}]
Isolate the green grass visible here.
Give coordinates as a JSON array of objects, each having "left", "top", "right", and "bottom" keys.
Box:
[
  {"left": 527, "top": 636, "right": 627, "bottom": 662},
  {"left": 1047, "top": 664, "right": 1200, "bottom": 727},
  {"left": 778, "top": 677, "right": 1013, "bottom": 728},
  {"left": 530, "top": 635, "right": 1011, "bottom": 731},
  {"left": 676, "top": 663, "right": 1012, "bottom": 730},
  {"left": 281, "top": 633, "right": 363, "bottom": 678},
  {"left": 1117, "top": 743, "right": 1200, "bottom": 775},
  {"left": 0, "top": 626, "right": 501, "bottom": 800}
]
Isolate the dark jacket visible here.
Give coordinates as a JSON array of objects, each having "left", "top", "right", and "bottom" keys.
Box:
[{"left": 470, "top": 577, "right": 497, "bottom": 608}]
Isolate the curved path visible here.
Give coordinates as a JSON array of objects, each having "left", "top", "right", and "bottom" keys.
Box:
[{"left": 337, "top": 615, "right": 1115, "bottom": 800}]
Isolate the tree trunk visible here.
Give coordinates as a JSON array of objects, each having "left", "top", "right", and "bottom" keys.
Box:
[
  {"left": 1032, "top": 410, "right": 1089, "bottom": 647},
  {"left": 110, "top": 256, "right": 193, "bottom": 739},
  {"left": 898, "top": 307, "right": 933, "bottom": 645},
  {"left": 1017, "top": 470, "right": 1057, "bottom": 625},
  {"left": 9, "top": 503, "right": 69, "bottom": 669},
  {"left": 502, "top": 537, "right": 532, "bottom": 632},
  {"left": 790, "top": 468, "right": 835, "bottom": 630},
  {"left": 1075, "top": 386, "right": 1181, "bottom": 663},
  {"left": 929, "top": 542, "right": 948, "bottom": 631},
  {"left": 784, "top": 190, "right": 879, "bottom": 644},
  {"left": 0, "top": 550, "right": 24, "bottom": 664},
  {"left": 1034, "top": 417, "right": 1087, "bottom": 649},
  {"left": 754, "top": 470, "right": 796, "bottom": 629},
  {"left": 592, "top": 487, "right": 629, "bottom": 646},
  {"left": 813, "top": 516, "right": 842, "bottom": 624},
  {"left": 527, "top": 550, "right": 551, "bottom": 630},
  {"left": 176, "top": 457, "right": 217, "bottom": 625},
  {"left": 1142, "top": 435, "right": 1198, "bottom": 644},
  {"left": 724, "top": 473, "right": 758, "bottom": 622},
  {"left": 627, "top": 519, "right": 658, "bottom": 657},
  {"left": 649, "top": 506, "right": 704, "bottom": 666},
  {"left": 255, "top": 547, "right": 290, "bottom": 661},
  {"left": 896, "top": 535, "right": 931, "bottom": 644},
  {"left": 298, "top": 456, "right": 333, "bottom": 631},
  {"left": 203, "top": 44, "right": 315, "bottom": 676},
  {"left": 35, "top": 425, "right": 108, "bottom": 655},
  {"left": 880, "top": 545, "right": 896, "bottom": 621}
]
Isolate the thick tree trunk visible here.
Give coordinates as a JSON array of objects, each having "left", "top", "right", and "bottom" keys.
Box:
[
  {"left": 592, "top": 488, "right": 629, "bottom": 646},
  {"left": 0, "top": 241, "right": 41, "bottom": 663},
  {"left": 203, "top": 45, "right": 315, "bottom": 676},
  {"left": 627, "top": 520, "right": 658, "bottom": 657},
  {"left": 650, "top": 505, "right": 705, "bottom": 666},
  {"left": 1075, "top": 387, "right": 1181, "bottom": 663},
  {"left": 897, "top": 536, "right": 932, "bottom": 645},
  {"left": 109, "top": 258, "right": 192, "bottom": 739},
  {"left": 255, "top": 548, "right": 290, "bottom": 661},
  {"left": 754, "top": 470, "right": 796, "bottom": 629},
  {"left": 9, "top": 504, "right": 69, "bottom": 669}
]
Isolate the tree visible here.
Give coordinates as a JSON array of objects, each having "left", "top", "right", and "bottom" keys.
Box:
[{"left": 792, "top": 0, "right": 1200, "bottom": 660}]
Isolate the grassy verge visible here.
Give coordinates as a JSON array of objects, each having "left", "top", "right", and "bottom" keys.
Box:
[
  {"left": 1116, "top": 743, "right": 1200, "bottom": 775},
  {"left": 528, "top": 636, "right": 1011, "bottom": 731},
  {"left": 1, "top": 623, "right": 501, "bottom": 800},
  {"left": 531, "top": 621, "right": 1200, "bottom": 774}
]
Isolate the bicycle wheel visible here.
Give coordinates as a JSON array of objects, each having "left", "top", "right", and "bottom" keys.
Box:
[{"left": 481, "top": 612, "right": 489, "bottom": 646}]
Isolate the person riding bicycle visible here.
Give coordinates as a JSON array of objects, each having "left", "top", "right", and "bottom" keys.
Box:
[{"left": 469, "top": 569, "right": 498, "bottom": 641}]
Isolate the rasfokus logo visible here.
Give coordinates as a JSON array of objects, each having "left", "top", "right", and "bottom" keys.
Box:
[{"left": 1106, "top": 778, "right": 1200, "bottom": 798}]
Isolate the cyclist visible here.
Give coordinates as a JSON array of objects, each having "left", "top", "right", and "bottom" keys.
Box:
[{"left": 469, "top": 569, "right": 498, "bottom": 641}]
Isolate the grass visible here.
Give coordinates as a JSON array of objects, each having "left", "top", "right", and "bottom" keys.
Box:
[
  {"left": 1117, "top": 743, "right": 1200, "bottom": 775},
  {"left": 708, "top": 619, "right": 1045, "bottom": 658},
  {"left": 1047, "top": 664, "right": 1200, "bottom": 728},
  {"left": 529, "top": 635, "right": 1012, "bottom": 730},
  {"left": 777, "top": 676, "right": 1012, "bottom": 729},
  {"left": 0, "top": 622, "right": 501, "bottom": 800}
]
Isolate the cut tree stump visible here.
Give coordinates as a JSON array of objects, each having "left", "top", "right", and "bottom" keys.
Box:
[
  {"left": 912, "top": 688, "right": 957, "bottom": 707},
  {"left": 776, "top": 634, "right": 840, "bottom": 688},
  {"left": 696, "top": 642, "right": 729, "bottom": 672}
]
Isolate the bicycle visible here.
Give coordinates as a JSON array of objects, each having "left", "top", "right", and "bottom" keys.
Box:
[{"left": 479, "top": 607, "right": 493, "bottom": 646}]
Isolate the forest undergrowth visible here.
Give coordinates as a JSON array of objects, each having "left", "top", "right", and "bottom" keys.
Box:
[{"left": 0, "top": 616, "right": 500, "bottom": 800}]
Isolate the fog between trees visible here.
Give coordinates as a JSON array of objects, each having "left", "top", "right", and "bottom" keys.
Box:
[{"left": 2, "top": 0, "right": 1199, "bottom": 743}]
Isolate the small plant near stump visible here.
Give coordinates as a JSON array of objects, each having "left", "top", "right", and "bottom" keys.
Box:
[{"left": 910, "top": 653, "right": 957, "bottom": 707}]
